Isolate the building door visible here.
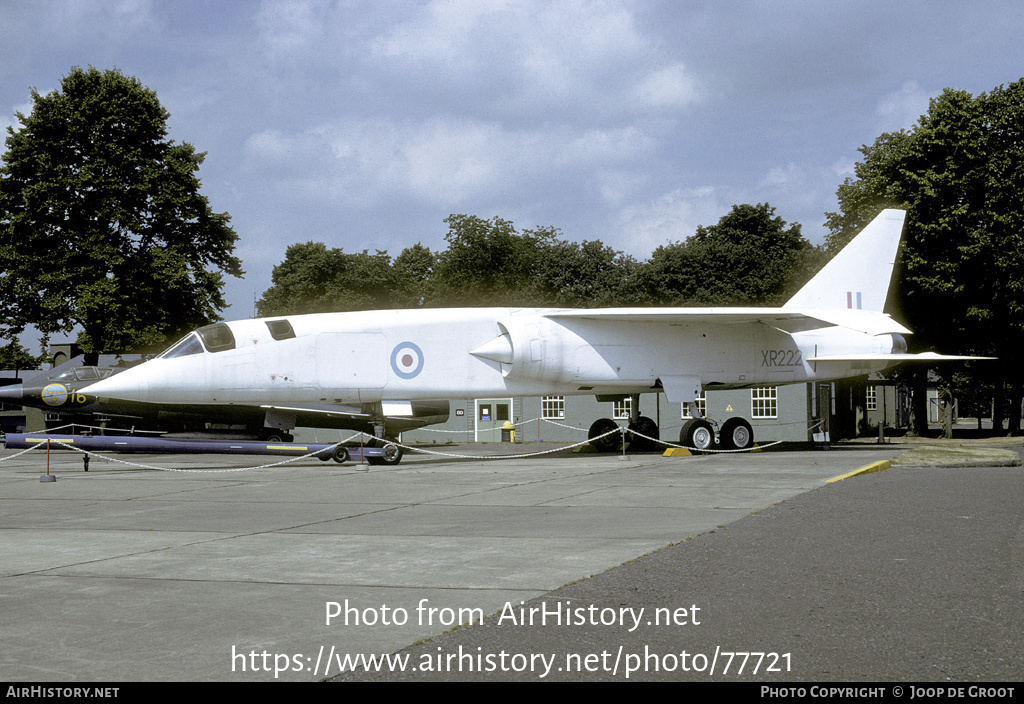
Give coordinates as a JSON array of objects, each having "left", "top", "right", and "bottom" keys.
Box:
[
  {"left": 476, "top": 398, "right": 512, "bottom": 442},
  {"left": 812, "top": 382, "right": 833, "bottom": 443}
]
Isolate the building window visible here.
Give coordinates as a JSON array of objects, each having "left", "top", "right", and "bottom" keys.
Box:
[
  {"left": 681, "top": 391, "right": 707, "bottom": 419},
  {"left": 751, "top": 387, "right": 777, "bottom": 419},
  {"left": 542, "top": 396, "right": 565, "bottom": 419},
  {"left": 613, "top": 398, "right": 631, "bottom": 419},
  {"left": 866, "top": 385, "right": 877, "bottom": 411}
]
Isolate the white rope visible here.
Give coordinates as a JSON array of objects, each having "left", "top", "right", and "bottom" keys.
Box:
[
  {"left": 0, "top": 444, "right": 46, "bottom": 461},
  {"left": 383, "top": 429, "right": 621, "bottom": 459},
  {"left": 0, "top": 434, "right": 365, "bottom": 473},
  {"left": 2, "top": 420, "right": 830, "bottom": 472}
]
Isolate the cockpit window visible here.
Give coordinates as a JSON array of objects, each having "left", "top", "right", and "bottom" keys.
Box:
[
  {"left": 50, "top": 367, "right": 116, "bottom": 382},
  {"left": 197, "top": 323, "right": 236, "bottom": 353},
  {"left": 266, "top": 319, "right": 296, "bottom": 340},
  {"left": 160, "top": 333, "right": 205, "bottom": 359}
]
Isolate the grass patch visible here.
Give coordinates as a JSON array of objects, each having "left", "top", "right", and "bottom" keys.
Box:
[{"left": 890, "top": 444, "right": 1019, "bottom": 466}]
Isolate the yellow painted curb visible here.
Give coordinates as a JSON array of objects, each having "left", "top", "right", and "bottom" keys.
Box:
[
  {"left": 663, "top": 448, "right": 692, "bottom": 457},
  {"left": 827, "top": 460, "right": 891, "bottom": 483}
]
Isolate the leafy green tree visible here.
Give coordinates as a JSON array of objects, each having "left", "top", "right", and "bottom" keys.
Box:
[
  {"left": 641, "top": 203, "right": 820, "bottom": 306},
  {"left": 0, "top": 340, "right": 44, "bottom": 371},
  {"left": 391, "top": 243, "right": 436, "bottom": 308},
  {"left": 260, "top": 207, "right": 820, "bottom": 317},
  {"left": 0, "top": 67, "right": 242, "bottom": 354},
  {"left": 257, "top": 243, "right": 399, "bottom": 316},
  {"left": 826, "top": 79, "right": 1024, "bottom": 432},
  {"left": 430, "top": 215, "right": 559, "bottom": 306},
  {"left": 534, "top": 239, "right": 643, "bottom": 307},
  {"left": 430, "top": 215, "right": 646, "bottom": 308}
]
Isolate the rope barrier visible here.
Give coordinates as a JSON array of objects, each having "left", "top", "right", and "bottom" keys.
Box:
[
  {"left": 2, "top": 420, "right": 829, "bottom": 473},
  {"left": 1, "top": 433, "right": 367, "bottom": 473}
]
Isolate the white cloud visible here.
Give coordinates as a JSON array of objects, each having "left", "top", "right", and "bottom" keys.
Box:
[
  {"left": 254, "top": 0, "right": 329, "bottom": 60},
  {"left": 832, "top": 158, "right": 856, "bottom": 178},
  {"left": 0, "top": 0, "right": 159, "bottom": 53},
  {"left": 634, "top": 63, "right": 700, "bottom": 109},
  {"left": 245, "top": 116, "right": 657, "bottom": 209},
  {"left": 362, "top": 0, "right": 701, "bottom": 121},
  {"left": 875, "top": 80, "right": 932, "bottom": 133},
  {"left": 5, "top": 0, "right": 1023, "bottom": 310},
  {"left": 614, "top": 186, "right": 733, "bottom": 256}
]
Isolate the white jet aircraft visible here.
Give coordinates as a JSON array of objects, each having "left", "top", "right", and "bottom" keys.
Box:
[{"left": 81, "top": 209, "right": 973, "bottom": 462}]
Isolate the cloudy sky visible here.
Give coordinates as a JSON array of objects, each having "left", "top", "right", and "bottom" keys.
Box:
[{"left": 2, "top": 0, "right": 1022, "bottom": 322}]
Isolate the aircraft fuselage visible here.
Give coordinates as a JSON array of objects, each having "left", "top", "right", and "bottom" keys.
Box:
[{"left": 84, "top": 307, "right": 904, "bottom": 410}]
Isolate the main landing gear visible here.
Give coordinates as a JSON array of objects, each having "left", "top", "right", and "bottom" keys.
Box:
[
  {"left": 679, "top": 417, "right": 753, "bottom": 452},
  {"left": 587, "top": 415, "right": 661, "bottom": 452},
  {"left": 588, "top": 393, "right": 661, "bottom": 453}
]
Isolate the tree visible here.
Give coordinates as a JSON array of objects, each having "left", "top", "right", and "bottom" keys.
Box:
[
  {"left": 0, "top": 340, "right": 44, "bottom": 372},
  {"left": 641, "top": 203, "right": 820, "bottom": 306},
  {"left": 258, "top": 217, "right": 643, "bottom": 314},
  {"left": 826, "top": 79, "right": 1024, "bottom": 433},
  {"left": 391, "top": 243, "right": 435, "bottom": 308},
  {"left": 256, "top": 243, "right": 399, "bottom": 316},
  {"left": 430, "top": 215, "right": 558, "bottom": 307},
  {"left": 0, "top": 67, "right": 242, "bottom": 354},
  {"left": 533, "top": 238, "right": 642, "bottom": 307}
]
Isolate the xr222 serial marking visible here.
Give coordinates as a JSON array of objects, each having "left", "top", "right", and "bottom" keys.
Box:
[{"left": 761, "top": 349, "right": 803, "bottom": 367}]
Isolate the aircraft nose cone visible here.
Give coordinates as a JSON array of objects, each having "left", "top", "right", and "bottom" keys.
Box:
[
  {"left": 80, "top": 373, "right": 149, "bottom": 403},
  {"left": 0, "top": 383, "right": 24, "bottom": 403}
]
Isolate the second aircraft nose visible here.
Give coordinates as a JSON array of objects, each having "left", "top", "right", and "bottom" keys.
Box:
[
  {"left": 79, "top": 370, "right": 150, "bottom": 403},
  {"left": 0, "top": 383, "right": 24, "bottom": 403}
]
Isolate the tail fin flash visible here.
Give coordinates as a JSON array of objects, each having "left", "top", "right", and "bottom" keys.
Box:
[{"left": 784, "top": 209, "right": 906, "bottom": 312}]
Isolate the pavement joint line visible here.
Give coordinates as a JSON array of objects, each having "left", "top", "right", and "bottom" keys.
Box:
[{"left": 826, "top": 459, "right": 891, "bottom": 483}]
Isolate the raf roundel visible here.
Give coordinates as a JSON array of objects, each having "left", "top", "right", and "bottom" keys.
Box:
[{"left": 390, "top": 342, "right": 424, "bottom": 379}]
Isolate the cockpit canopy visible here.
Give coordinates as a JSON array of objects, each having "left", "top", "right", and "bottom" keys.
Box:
[
  {"left": 156, "top": 320, "right": 294, "bottom": 359},
  {"left": 49, "top": 366, "right": 116, "bottom": 382},
  {"left": 159, "top": 323, "right": 236, "bottom": 359}
]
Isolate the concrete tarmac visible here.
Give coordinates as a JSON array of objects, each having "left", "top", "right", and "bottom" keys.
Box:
[
  {"left": 2, "top": 440, "right": 1011, "bottom": 682},
  {"left": 337, "top": 455, "right": 1024, "bottom": 682}
]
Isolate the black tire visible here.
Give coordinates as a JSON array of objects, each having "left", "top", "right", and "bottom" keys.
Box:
[
  {"left": 588, "top": 418, "right": 621, "bottom": 452},
  {"left": 367, "top": 443, "right": 402, "bottom": 466},
  {"left": 627, "top": 416, "right": 659, "bottom": 452},
  {"left": 680, "top": 418, "right": 715, "bottom": 452},
  {"left": 719, "top": 418, "right": 753, "bottom": 450},
  {"left": 379, "top": 443, "right": 402, "bottom": 465},
  {"left": 331, "top": 445, "right": 350, "bottom": 464}
]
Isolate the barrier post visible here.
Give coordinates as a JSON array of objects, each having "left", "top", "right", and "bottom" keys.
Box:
[{"left": 40, "top": 438, "right": 57, "bottom": 483}]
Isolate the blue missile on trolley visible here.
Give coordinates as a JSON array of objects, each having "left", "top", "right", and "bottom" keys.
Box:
[{"left": 2, "top": 433, "right": 395, "bottom": 464}]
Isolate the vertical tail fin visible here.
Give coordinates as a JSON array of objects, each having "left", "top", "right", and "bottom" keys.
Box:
[{"left": 783, "top": 209, "right": 906, "bottom": 312}]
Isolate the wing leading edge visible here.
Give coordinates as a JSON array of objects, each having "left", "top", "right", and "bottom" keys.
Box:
[{"left": 544, "top": 308, "right": 912, "bottom": 336}]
